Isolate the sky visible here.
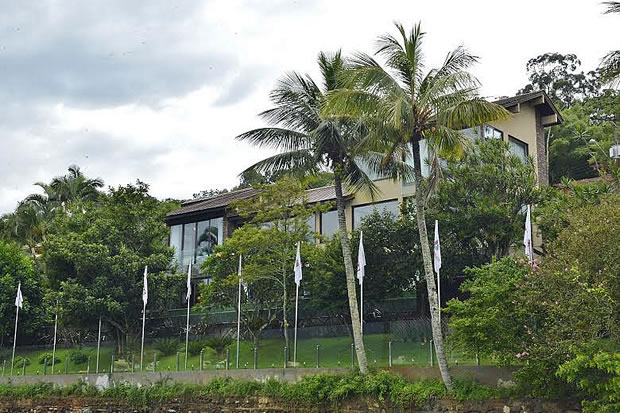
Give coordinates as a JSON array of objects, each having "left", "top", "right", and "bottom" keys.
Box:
[{"left": 0, "top": 0, "right": 617, "bottom": 213}]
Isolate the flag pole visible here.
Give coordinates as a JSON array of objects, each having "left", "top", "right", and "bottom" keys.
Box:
[
  {"left": 10, "top": 304, "right": 19, "bottom": 376},
  {"left": 357, "top": 231, "right": 366, "bottom": 337},
  {"left": 437, "top": 268, "right": 441, "bottom": 327},
  {"left": 140, "top": 302, "right": 146, "bottom": 370},
  {"left": 433, "top": 221, "right": 442, "bottom": 328},
  {"left": 184, "top": 264, "right": 191, "bottom": 370},
  {"left": 236, "top": 255, "right": 242, "bottom": 369},
  {"left": 96, "top": 317, "right": 101, "bottom": 373},
  {"left": 293, "top": 283, "right": 299, "bottom": 366},
  {"left": 51, "top": 299, "right": 59, "bottom": 375},
  {"left": 360, "top": 278, "right": 363, "bottom": 335}
]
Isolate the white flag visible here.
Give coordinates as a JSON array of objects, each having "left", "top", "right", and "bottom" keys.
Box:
[
  {"left": 142, "top": 266, "right": 148, "bottom": 306},
  {"left": 524, "top": 205, "right": 533, "bottom": 262},
  {"left": 238, "top": 254, "right": 247, "bottom": 295},
  {"left": 294, "top": 242, "right": 302, "bottom": 286},
  {"left": 186, "top": 264, "right": 192, "bottom": 302},
  {"left": 15, "top": 282, "right": 23, "bottom": 309},
  {"left": 433, "top": 220, "right": 441, "bottom": 274},
  {"left": 357, "top": 231, "right": 366, "bottom": 285}
]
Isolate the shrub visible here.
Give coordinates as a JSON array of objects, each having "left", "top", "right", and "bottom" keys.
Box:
[
  {"left": 13, "top": 356, "right": 30, "bottom": 368},
  {"left": 186, "top": 339, "right": 207, "bottom": 356},
  {"left": 204, "top": 336, "right": 232, "bottom": 356},
  {"left": 37, "top": 352, "right": 60, "bottom": 366},
  {"left": 153, "top": 338, "right": 180, "bottom": 356},
  {"left": 69, "top": 350, "right": 88, "bottom": 365}
]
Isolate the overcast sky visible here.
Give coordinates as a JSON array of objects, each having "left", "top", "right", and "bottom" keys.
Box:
[{"left": 1, "top": 0, "right": 617, "bottom": 213}]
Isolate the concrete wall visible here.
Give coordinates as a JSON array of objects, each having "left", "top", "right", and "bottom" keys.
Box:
[{"left": 0, "top": 366, "right": 516, "bottom": 389}]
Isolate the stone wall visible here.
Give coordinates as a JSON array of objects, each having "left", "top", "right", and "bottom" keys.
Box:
[{"left": 0, "top": 396, "right": 581, "bottom": 412}]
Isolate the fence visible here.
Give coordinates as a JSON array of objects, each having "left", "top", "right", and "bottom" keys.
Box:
[{"left": 1, "top": 318, "right": 486, "bottom": 377}]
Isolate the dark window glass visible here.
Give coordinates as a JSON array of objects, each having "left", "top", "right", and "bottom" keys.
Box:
[
  {"left": 509, "top": 136, "right": 528, "bottom": 163},
  {"left": 483, "top": 125, "right": 503, "bottom": 140},
  {"left": 321, "top": 210, "right": 339, "bottom": 238},
  {"left": 353, "top": 200, "right": 399, "bottom": 229}
]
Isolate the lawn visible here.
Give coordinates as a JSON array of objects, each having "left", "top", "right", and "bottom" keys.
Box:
[{"left": 1, "top": 334, "right": 491, "bottom": 376}]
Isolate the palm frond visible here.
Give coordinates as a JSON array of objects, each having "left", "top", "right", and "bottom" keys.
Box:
[
  {"left": 242, "top": 149, "right": 317, "bottom": 177},
  {"left": 236, "top": 128, "right": 310, "bottom": 152},
  {"left": 603, "top": 1, "right": 620, "bottom": 14},
  {"left": 599, "top": 50, "right": 620, "bottom": 87},
  {"left": 436, "top": 99, "right": 510, "bottom": 130}
]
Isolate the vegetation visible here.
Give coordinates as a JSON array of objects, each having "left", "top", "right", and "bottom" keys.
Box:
[
  {"left": 0, "top": 372, "right": 515, "bottom": 409},
  {"left": 326, "top": 22, "right": 509, "bottom": 390}
]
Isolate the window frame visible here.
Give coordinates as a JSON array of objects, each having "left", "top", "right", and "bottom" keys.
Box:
[
  {"left": 508, "top": 135, "right": 529, "bottom": 162},
  {"left": 319, "top": 209, "right": 339, "bottom": 238},
  {"left": 352, "top": 199, "right": 399, "bottom": 230},
  {"left": 482, "top": 125, "right": 504, "bottom": 140}
]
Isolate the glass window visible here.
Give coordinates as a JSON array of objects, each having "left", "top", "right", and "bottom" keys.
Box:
[
  {"left": 353, "top": 200, "right": 399, "bottom": 229},
  {"left": 305, "top": 214, "right": 316, "bottom": 242},
  {"left": 509, "top": 136, "right": 528, "bottom": 163},
  {"left": 169, "top": 225, "right": 183, "bottom": 265},
  {"left": 404, "top": 140, "right": 431, "bottom": 185},
  {"left": 321, "top": 210, "right": 339, "bottom": 238},
  {"left": 483, "top": 125, "right": 503, "bottom": 140},
  {"left": 182, "top": 223, "right": 196, "bottom": 268},
  {"left": 195, "top": 217, "right": 224, "bottom": 265}
]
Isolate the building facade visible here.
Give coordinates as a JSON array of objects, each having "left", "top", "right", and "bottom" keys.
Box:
[{"left": 165, "top": 91, "right": 562, "bottom": 281}]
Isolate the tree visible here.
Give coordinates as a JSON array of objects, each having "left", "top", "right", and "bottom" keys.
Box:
[
  {"left": 518, "top": 53, "right": 601, "bottom": 108},
  {"left": 235, "top": 51, "right": 401, "bottom": 372},
  {"left": 447, "top": 193, "right": 619, "bottom": 399},
  {"left": 0, "top": 241, "right": 45, "bottom": 346},
  {"left": 230, "top": 177, "right": 323, "bottom": 356},
  {"left": 326, "top": 22, "right": 508, "bottom": 389},
  {"left": 599, "top": 2, "right": 620, "bottom": 87},
  {"left": 428, "top": 138, "right": 539, "bottom": 262},
  {"left": 43, "top": 181, "right": 182, "bottom": 353}
]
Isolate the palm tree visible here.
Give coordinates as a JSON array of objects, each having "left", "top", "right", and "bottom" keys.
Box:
[
  {"left": 236, "top": 51, "right": 406, "bottom": 373},
  {"left": 326, "top": 23, "right": 509, "bottom": 390},
  {"left": 600, "top": 2, "right": 620, "bottom": 87}
]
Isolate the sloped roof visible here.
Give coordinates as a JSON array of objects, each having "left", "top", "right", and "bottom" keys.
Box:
[
  {"left": 166, "top": 184, "right": 350, "bottom": 220},
  {"left": 493, "top": 90, "right": 563, "bottom": 125}
]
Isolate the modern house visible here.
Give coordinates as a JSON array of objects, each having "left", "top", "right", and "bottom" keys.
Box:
[{"left": 165, "top": 91, "right": 562, "bottom": 287}]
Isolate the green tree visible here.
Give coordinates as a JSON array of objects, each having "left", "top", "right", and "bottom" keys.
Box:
[
  {"left": 0, "top": 241, "right": 45, "bottom": 346},
  {"left": 43, "top": 181, "right": 182, "bottom": 353},
  {"left": 235, "top": 51, "right": 399, "bottom": 372},
  {"left": 428, "top": 138, "right": 538, "bottom": 262},
  {"left": 326, "top": 22, "right": 508, "bottom": 389},
  {"left": 230, "top": 177, "right": 323, "bottom": 356},
  {"left": 518, "top": 53, "right": 601, "bottom": 108}
]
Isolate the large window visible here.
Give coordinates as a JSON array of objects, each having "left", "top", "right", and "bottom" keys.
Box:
[
  {"left": 483, "top": 125, "right": 503, "bottom": 140},
  {"left": 353, "top": 200, "right": 399, "bottom": 229},
  {"left": 508, "top": 136, "right": 528, "bottom": 163},
  {"left": 320, "top": 210, "right": 339, "bottom": 238},
  {"left": 403, "top": 139, "right": 431, "bottom": 185},
  {"left": 169, "top": 217, "right": 224, "bottom": 269}
]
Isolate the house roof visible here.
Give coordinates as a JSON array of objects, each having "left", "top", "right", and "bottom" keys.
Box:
[
  {"left": 166, "top": 184, "right": 350, "bottom": 222},
  {"left": 493, "top": 90, "right": 563, "bottom": 126}
]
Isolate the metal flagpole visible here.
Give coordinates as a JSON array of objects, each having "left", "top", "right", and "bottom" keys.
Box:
[
  {"left": 236, "top": 255, "right": 242, "bottom": 369},
  {"left": 11, "top": 282, "right": 22, "bottom": 376},
  {"left": 360, "top": 279, "right": 363, "bottom": 335},
  {"left": 140, "top": 266, "right": 148, "bottom": 370},
  {"left": 293, "top": 283, "right": 299, "bottom": 366},
  {"left": 51, "top": 300, "right": 59, "bottom": 375},
  {"left": 433, "top": 221, "right": 442, "bottom": 328},
  {"left": 184, "top": 264, "right": 191, "bottom": 370},
  {"left": 437, "top": 268, "right": 441, "bottom": 326},
  {"left": 293, "top": 242, "right": 302, "bottom": 367},
  {"left": 357, "top": 231, "right": 366, "bottom": 336},
  {"left": 96, "top": 317, "right": 101, "bottom": 373},
  {"left": 140, "top": 302, "right": 146, "bottom": 370},
  {"left": 10, "top": 304, "right": 19, "bottom": 376}
]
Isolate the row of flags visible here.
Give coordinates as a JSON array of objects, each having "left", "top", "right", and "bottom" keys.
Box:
[{"left": 8, "top": 205, "right": 534, "bottom": 373}]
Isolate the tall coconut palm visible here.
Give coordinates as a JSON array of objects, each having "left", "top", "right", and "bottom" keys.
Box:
[
  {"left": 326, "top": 23, "right": 509, "bottom": 390},
  {"left": 236, "top": 51, "right": 407, "bottom": 373}
]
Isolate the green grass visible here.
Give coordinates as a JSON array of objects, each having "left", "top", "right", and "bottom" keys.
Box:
[{"left": 1, "top": 334, "right": 492, "bottom": 376}]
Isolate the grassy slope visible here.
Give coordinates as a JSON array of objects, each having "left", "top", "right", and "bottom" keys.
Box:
[{"left": 3, "top": 333, "right": 490, "bottom": 375}]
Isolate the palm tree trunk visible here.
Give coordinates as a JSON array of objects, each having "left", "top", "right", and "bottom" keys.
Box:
[
  {"left": 333, "top": 172, "right": 368, "bottom": 373},
  {"left": 411, "top": 139, "right": 453, "bottom": 391}
]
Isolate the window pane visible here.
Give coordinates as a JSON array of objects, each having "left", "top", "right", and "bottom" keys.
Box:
[
  {"left": 483, "top": 125, "right": 503, "bottom": 140},
  {"left": 169, "top": 225, "right": 183, "bottom": 266},
  {"left": 306, "top": 214, "right": 316, "bottom": 242},
  {"left": 404, "top": 140, "right": 430, "bottom": 184},
  {"left": 182, "top": 222, "right": 196, "bottom": 268},
  {"left": 321, "top": 210, "right": 339, "bottom": 238},
  {"left": 509, "top": 137, "right": 528, "bottom": 163},
  {"left": 353, "top": 200, "right": 399, "bottom": 229},
  {"left": 212, "top": 217, "right": 224, "bottom": 246}
]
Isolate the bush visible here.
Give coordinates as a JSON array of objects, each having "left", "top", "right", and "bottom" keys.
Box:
[
  {"left": 37, "top": 352, "right": 60, "bottom": 366},
  {"left": 153, "top": 338, "right": 180, "bottom": 356},
  {"left": 13, "top": 356, "right": 30, "bottom": 369},
  {"left": 186, "top": 339, "right": 207, "bottom": 356},
  {"left": 204, "top": 336, "right": 232, "bottom": 356},
  {"left": 69, "top": 350, "right": 88, "bottom": 365}
]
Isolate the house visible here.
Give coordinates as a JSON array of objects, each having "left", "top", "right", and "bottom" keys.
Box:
[{"left": 165, "top": 91, "right": 562, "bottom": 283}]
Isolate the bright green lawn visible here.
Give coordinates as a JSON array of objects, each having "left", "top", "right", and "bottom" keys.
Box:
[{"left": 2, "top": 334, "right": 491, "bottom": 376}]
